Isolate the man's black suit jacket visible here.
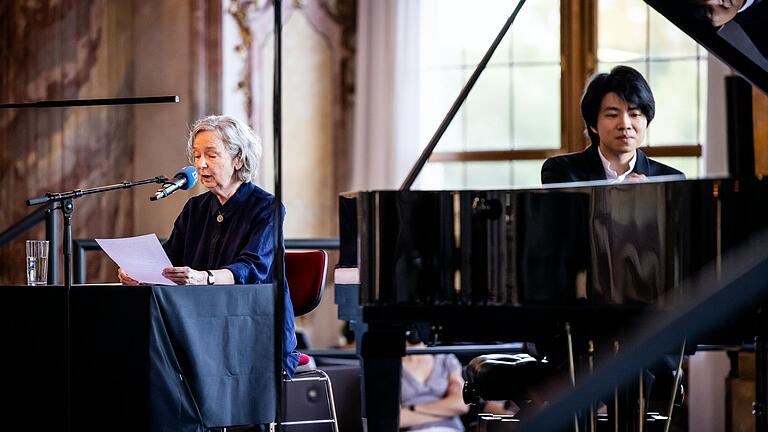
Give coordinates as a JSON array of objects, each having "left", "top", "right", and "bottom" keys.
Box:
[
  {"left": 733, "top": 0, "right": 768, "bottom": 60},
  {"left": 540, "top": 144, "right": 684, "bottom": 184}
]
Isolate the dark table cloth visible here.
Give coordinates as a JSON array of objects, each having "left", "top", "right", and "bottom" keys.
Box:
[{"left": 0, "top": 283, "right": 276, "bottom": 431}]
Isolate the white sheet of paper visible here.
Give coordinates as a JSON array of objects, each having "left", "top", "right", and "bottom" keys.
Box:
[{"left": 96, "top": 233, "right": 175, "bottom": 285}]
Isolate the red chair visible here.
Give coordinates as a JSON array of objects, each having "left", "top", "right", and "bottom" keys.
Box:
[
  {"left": 282, "top": 250, "right": 338, "bottom": 431},
  {"left": 286, "top": 250, "right": 328, "bottom": 317}
]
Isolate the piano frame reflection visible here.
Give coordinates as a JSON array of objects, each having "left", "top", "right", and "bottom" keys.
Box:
[{"left": 648, "top": 0, "right": 768, "bottom": 95}]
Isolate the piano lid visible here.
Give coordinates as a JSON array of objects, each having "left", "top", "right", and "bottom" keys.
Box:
[{"left": 645, "top": 0, "right": 768, "bottom": 95}]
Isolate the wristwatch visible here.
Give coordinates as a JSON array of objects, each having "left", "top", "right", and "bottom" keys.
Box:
[{"left": 205, "top": 270, "right": 215, "bottom": 285}]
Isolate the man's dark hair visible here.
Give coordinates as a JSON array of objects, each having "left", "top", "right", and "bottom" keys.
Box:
[
  {"left": 405, "top": 327, "right": 422, "bottom": 345},
  {"left": 580, "top": 65, "right": 655, "bottom": 146}
]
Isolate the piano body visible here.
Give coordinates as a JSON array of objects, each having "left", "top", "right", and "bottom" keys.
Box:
[{"left": 336, "top": 0, "right": 768, "bottom": 431}]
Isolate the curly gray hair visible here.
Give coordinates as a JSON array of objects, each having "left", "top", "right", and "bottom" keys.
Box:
[{"left": 186, "top": 115, "right": 262, "bottom": 183}]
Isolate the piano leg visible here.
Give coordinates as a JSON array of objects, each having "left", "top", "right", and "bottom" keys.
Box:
[
  {"left": 358, "top": 325, "right": 406, "bottom": 432},
  {"left": 755, "top": 334, "right": 767, "bottom": 432}
]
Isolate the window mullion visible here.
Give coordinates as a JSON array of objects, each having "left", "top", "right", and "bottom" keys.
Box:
[{"left": 561, "top": 0, "right": 597, "bottom": 154}]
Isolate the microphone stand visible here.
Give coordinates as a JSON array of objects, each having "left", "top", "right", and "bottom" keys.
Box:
[
  {"left": 26, "top": 176, "right": 169, "bottom": 289},
  {"left": 25, "top": 175, "right": 168, "bottom": 431}
]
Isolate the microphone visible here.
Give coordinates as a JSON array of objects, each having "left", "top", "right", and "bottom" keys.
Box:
[{"left": 150, "top": 166, "right": 198, "bottom": 201}]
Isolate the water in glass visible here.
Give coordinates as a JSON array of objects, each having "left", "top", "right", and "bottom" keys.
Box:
[{"left": 26, "top": 256, "right": 48, "bottom": 285}]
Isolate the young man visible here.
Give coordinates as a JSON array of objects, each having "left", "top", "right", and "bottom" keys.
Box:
[
  {"left": 540, "top": 66, "right": 686, "bottom": 421},
  {"left": 541, "top": 65, "right": 683, "bottom": 185}
]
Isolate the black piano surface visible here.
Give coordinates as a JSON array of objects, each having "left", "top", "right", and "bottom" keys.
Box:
[
  {"left": 337, "top": 177, "right": 768, "bottom": 345},
  {"left": 339, "top": 179, "right": 768, "bottom": 309}
]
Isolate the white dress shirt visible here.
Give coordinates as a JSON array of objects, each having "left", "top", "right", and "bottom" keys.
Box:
[{"left": 597, "top": 146, "right": 637, "bottom": 183}]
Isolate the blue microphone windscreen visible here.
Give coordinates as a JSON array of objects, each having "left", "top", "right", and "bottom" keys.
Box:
[{"left": 177, "top": 166, "right": 199, "bottom": 190}]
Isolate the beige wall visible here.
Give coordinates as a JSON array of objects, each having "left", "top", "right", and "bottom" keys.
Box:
[
  {"left": 260, "top": 12, "right": 337, "bottom": 238},
  {"left": 132, "top": 0, "right": 198, "bottom": 240},
  {"left": 0, "top": 1, "right": 137, "bottom": 283}
]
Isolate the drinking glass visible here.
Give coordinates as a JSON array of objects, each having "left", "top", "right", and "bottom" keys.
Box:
[{"left": 26, "top": 240, "right": 49, "bottom": 286}]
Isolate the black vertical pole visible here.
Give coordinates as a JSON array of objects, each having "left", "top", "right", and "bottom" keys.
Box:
[
  {"left": 725, "top": 75, "right": 755, "bottom": 179},
  {"left": 62, "top": 198, "right": 73, "bottom": 432},
  {"left": 45, "top": 203, "right": 60, "bottom": 284},
  {"left": 272, "top": 0, "right": 285, "bottom": 430},
  {"left": 73, "top": 241, "right": 86, "bottom": 284}
]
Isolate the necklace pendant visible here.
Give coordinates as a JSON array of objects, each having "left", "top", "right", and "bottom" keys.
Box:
[{"left": 216, "top": 214, "right": 224, "bottom": 223}]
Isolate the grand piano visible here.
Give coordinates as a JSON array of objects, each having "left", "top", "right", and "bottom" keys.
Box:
[{"left": 335, "top": 1, "right": 768, "bottom": 431}]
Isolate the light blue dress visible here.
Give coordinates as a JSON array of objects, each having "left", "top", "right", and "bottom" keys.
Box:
[{"left": 400, "top": 354, "right": 464, "bottom": 431}]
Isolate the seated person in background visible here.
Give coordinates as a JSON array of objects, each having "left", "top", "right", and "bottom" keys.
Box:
[
  {"left": 541, "top": 65, "right": 683, "bottom": 184},
  {"left": 399, "top": 330, "right": 469, "bottom": 431},
  {"left": 118, "top": 115, "right": 299, "bottom": 376}
]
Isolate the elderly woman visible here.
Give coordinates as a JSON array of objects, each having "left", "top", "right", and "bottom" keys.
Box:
[{"left": 118, "top": 115, "right": 299, "bottom": 375}]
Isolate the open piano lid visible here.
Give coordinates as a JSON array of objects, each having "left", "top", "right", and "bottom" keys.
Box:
[{"left": 646, "top": 0, "right": 768, "bottom": 95}]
